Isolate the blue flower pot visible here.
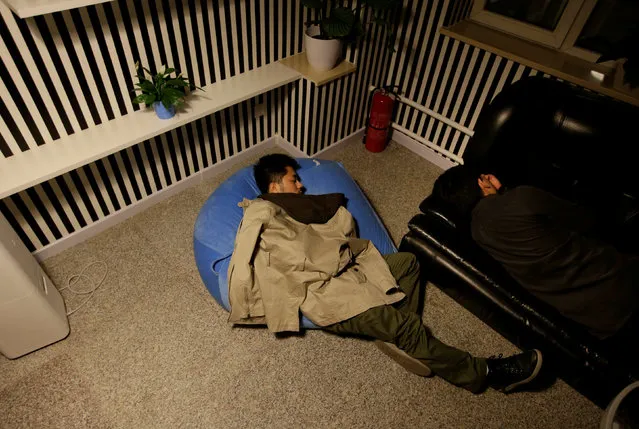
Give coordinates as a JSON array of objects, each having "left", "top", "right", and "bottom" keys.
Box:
[{"left": 153, "top": 101, "right": 176, "bottom": 119}]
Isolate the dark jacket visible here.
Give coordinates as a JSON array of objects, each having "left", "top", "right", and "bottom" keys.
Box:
[{"left": 471, "top": 186, "right": 638, "bottom": 339}]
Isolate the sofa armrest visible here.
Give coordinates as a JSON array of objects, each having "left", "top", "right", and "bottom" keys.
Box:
[
  {"left": 418, "top": 195, "right": 461, "bottom": 231},
  {"left": 401, "top": 230, "right": 639, "bottom": 408},
  {"left": 406, "top": 213, "right": 605, "bottom": 350}
]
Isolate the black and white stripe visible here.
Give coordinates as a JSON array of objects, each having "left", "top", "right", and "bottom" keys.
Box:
[
  {"left": 0, "top": 96, "right": 266, "bottom": 251},
  {"left": 386, "top": 0, "right": 546, "bottom": 160},
  {"left": 281, "top": 2, "right": 397, "bottom": 155},
  {"left": 1, "top": 0, "right": 302, "bottom": 251},
  {"left": 1, "top": 0, "right": 549, "bottom": 252}
]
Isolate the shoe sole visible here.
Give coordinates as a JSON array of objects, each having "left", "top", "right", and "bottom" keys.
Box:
[
  {"left": 503, "top": 349, "right": 543, "bottom": 393},
  {"left": 374, "top": 340, "right": 433, "bottom": 377}
]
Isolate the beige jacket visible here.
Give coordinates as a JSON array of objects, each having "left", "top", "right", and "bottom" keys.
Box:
[{"left": 227, "top": 198, "right": 405, "bottom": 332}]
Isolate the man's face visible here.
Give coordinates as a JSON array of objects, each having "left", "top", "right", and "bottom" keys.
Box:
[
  {"left": 268, "top": 166, "right": 303, "bottom": 194},
  {"left": 477, "top": 174, "right": 502, "bottom": 196}
]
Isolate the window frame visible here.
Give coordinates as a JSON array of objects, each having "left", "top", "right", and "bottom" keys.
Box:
[
  {"left": 470, "top": 0, "right": 587, "bottom": 49},
  {"left": 440, "top": 1, "right": 639, "bottom": 106},
  {"left": 559, "top": 0, "right": 609, "bottom": 64}
]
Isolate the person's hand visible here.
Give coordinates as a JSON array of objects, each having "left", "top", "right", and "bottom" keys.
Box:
[
  {"left": 485, "top": 174, "right": 502, "bottom": 190},
  {"left": 478, "top": 174, "right": 502, "bottom": 196}
]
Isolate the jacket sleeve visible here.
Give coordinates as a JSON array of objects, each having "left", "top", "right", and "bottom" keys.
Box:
[
  {"left": 227, "top": 204, "right": 271, "bottom": 324},
  {"left": 350, "top": 238, "right": 403, "bottom": 294}
]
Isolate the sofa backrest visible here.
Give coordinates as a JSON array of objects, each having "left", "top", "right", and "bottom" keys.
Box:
[
  {"left": 423, "top": 77, "right": 639, "bottom": 253},
  {"left": 463, "top": 76, "right": 638, "bottom": 201}
]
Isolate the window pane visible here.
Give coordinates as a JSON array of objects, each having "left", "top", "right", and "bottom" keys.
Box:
[
  {"left": 484, "top": 0, "right": 569, "bottom": 30},
  {"left": 576, "top": 0, "right": 639, "bottom": 54}
]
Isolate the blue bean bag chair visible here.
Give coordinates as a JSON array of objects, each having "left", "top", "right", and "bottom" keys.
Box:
[{"left": 193, "top": 158, "right": 397, "bottom": 329}]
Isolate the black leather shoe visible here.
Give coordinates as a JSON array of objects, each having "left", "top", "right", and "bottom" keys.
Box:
[{"left": 486, "top": 349, "right": 543, "bottom": 393}]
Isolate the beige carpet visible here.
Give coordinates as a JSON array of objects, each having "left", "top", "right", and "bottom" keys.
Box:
[{"left": 0, "top": 138, "right": 602, "bottom": 428}]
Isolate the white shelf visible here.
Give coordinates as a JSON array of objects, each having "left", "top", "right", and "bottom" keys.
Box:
[
  {"left": 1, "top": 0, "right": 113, "bottom": 18},
  {"left": 0, "top": 62, "right": 302, "bottom": 199},
  {"left": 279, "top": 53, "right": 356, "bottom": 86}
]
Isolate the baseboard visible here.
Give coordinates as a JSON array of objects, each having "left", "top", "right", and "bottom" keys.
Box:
[
  {"left": 33, "top": 136, "right": 280, "bottom": 262},
  {"left": 274, "top": 136, "right": 309, "bottom": 158},
  {"left": 312, "top": 128, "right": 366, "bottom": 158},
  {"left": 198, "top": 137, "right": 278, "bottom": 181},
  {"left": 391, "top": 130, "right": 456, "bottom": 171},
  {"left": 274, "top": 128, "right": 366, "bottom": 160},
  {"left": 34, "top": 129, "right": 417, "bottom": 261}
]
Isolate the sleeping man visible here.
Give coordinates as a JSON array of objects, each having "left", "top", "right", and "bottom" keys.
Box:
[
  {"left": 227, "top": 153, "right": 543, "bottom": 394},
  {"left": 432, "top": 165, "right": 639, "bottom": 355}
]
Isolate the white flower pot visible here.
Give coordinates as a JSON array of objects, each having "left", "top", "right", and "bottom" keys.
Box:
[{"left": 304, "top": 24, "right": 343, "bottom": 72}]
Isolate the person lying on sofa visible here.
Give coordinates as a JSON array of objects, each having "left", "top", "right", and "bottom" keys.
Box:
[
  {"left": 227, "top": 153, "right": 543, "bottom": 394},
  {"left": 432, "top": 165, "right": 639, "bottom": 350}
]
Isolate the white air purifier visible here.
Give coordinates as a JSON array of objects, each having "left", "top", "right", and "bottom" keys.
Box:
[{"left": 0, "top": 214, "right": 69, "bottom": 359}]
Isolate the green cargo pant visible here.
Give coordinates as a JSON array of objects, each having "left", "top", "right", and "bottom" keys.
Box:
[{"left": 323, "top": 252, "right": 487, "bottom": 393}]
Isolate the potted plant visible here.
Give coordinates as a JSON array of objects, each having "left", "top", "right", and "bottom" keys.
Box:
[
  {"left": 132, "top": 62, "right": 202, "bottom": 119},
  {"left": 301, "top": 0, "right": 401, "bottom": 72}
]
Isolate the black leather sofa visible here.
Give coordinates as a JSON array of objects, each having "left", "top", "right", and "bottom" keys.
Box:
[{"left": 400, "top": 76, "right": 639, "bottom": 407}]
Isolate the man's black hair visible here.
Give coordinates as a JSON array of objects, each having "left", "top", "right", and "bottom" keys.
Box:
[
  {"left": 254, "top": 154, "right": 301, "bottom": 194},
  {"left": 431, "top": 165, "right": 483, "bottom": 218}
]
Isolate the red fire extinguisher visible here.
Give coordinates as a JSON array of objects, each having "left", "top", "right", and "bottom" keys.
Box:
[{"left": 364, "top": 86, "right": 398, "bottom": 153}]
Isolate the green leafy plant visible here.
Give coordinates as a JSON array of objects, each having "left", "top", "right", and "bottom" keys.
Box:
[
  {"left": 301, "top": 0, "right": 401, "bottom": 51},
  {"left": 132, "top": 62, "right": 203, "bottom": 109}
]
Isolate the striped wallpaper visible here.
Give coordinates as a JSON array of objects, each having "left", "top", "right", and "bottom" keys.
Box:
[
  {"left": 0, "top": 0, "right": 569, "bottom": 253},
  {"left": 0, "top": 0, "right": 370, "bottom": 252},
  {"left": 277, "top": 3, "right": 395, "bottom": 156},
  {"left": 384, "top": 0, "right": 561, "bottom": 162}
]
